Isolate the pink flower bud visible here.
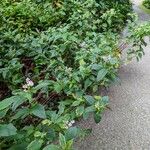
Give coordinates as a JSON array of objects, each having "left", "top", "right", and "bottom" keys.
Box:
[
  {"left": 26, "top": 78, "right": 34, "bottom": 87},
  {"left": 27, "top": 80, "right": 34, "bottom": 87}
]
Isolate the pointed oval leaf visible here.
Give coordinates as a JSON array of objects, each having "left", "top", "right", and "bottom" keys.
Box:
[
  {"left": 0, "top": 96, "right": 20, "bottom": 111},
  {"left": 27, "top": 140, "right": 43, "bottom": 150},
  {"left": 59, "top": 133, "right": 66, "bottom": 148},
  {"left": 97, "top": 69, "right": 108, "bottom": 82},
  {"left": 84, "top": 95, "right": 94, "bottom": 105},
  {"left": 31, "top": 104, "right": 46, "bottom": 119},
  {"left": 76, "top": 106, "right": 84, "bottom": 116},
  {"left": 65, "top": 127, "right": 78, "bottom": 140},
  {"left": 0, "top": 123, "right": 17, "bottom": 137}
]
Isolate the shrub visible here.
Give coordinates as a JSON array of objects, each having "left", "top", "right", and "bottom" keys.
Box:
[
  {"left": 1, "top": 0, "right": 148, "bottom": 149},
  {"left": 143, "top": 0, "right": 150, "bottom": 9}
]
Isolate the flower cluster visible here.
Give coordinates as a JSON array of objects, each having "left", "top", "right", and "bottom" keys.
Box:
[
  {"left": 22, "top": 78, "right": 34, "bottom": 91},
  {"left": 66, "top": 120, "right": 75, "bottom": 128}
]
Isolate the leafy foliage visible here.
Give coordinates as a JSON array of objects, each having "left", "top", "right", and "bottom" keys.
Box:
[
  {"left": 125, "top": 14, "right": 150, "bottom": 61},
  {"left": 143, "top": 0, "right": 150, "bottom": 9},
  {"left": 0, "top": 0, "right": 149, "bottom": 149}
]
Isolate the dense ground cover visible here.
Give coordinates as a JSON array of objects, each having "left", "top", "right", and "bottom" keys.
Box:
[
  {"left": 143, "top": 0, "right": 150, "bottom": 9},
  {"left": 0, "top": 0, "right": 149, "bottom": 149}
]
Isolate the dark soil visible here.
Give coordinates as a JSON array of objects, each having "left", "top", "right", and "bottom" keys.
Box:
[{"left": 0, "top": 82, "right": 11, "bottom": 100}]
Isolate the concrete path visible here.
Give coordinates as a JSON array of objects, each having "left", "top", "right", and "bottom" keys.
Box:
[{"left": 75, "top": 1, "right": 150, "bottom": 150}]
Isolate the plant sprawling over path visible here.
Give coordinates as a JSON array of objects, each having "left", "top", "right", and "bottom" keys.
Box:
[{"left": 0, "top": 0, "right": 149, "bottom": 149}]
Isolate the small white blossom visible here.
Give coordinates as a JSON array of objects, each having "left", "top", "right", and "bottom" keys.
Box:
[
  {"left": 27, "top": 80, "right": 34, "bottom": 86},
  {"left": 22, "top": 84, "right": 28, "bottom": 89},
  {"left": 80, "top": 42, "right": 86, "bottom": 48},
  {"left": 67, "top": 120, "right": 75, "bottom": 128},
  {"left": 26, "top": 77, "right": 30, "bottom": 83},
  {"left": 68, "top": 122, "right": 73, "bottom": 127},
  {"left": 26, "top": 78, "right": 34, "bottom": 87},
  {"left": 22, "top": 78, "right": 34, "bottom": 90},
  {"left": 70, "top": 120, "right": 75, "bottom": 124}
]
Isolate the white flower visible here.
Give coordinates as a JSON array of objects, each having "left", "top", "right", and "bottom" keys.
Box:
[
  {"left": 68, "top": 122, "right": 73, "bottom": 127},
  {"left": 26, "top": 77, "right": 30, "bottom": 83},
  {"left": 70, "top": 120, "right": 75, "bottom": 124},
  {"left": 80, "top": 42, "right": 86, "bottom": 48},
  {"left": 27, "top": 80, "right": 34, "bottom": 86},
  {"left": 67, "top": 120, "right": 75, "bottom": 128},
  {"left": 22, "top": 78, "right": 34, "bottom": 90},
  {"left": 26, "top": 78, "right": 34, "bottom": 87},
  {"left": 22, "top": 84, "right": 28, "bottom": 89}
]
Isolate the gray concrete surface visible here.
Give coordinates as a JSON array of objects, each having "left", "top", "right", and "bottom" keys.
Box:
[
  {"left": 75, "top": 1, "right": 150, "bottom": 150},
  {"left": 132, "top": 0, "right": 150, "bottom": 22}
]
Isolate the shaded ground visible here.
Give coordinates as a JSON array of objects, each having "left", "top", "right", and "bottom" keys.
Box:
[{"left": 75, "top": 1, "right": 150, "bottom": 150}]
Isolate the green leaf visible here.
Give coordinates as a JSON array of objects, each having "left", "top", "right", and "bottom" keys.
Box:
[
  {"left": 0, "top": 96, "right": 19, "bottom": 111},
  {"left": 0, "top": 123, "right": 17, "bottom": 137},
  {"left": 34, "top": 80, "right": 52, "bottom": 91},
  {"left": 13, "top": 91, "right": 32, "bottom": 102},
  {"left": 49, "top": 111, "right": 59, "bottom": 123},
  {"left": 101, "top": 96, "right": 109, "bottom": 105},
  {"left": 94, "top": 113, "right": 102, "bottom": 123},
  {"left": 76, "top": 106, "right": 84, "bottom": 116},
  {"left": 91, "top": 64, "right": 102, "bottom": 70},
  {"left": 11, "top": 108, "right": 29, "bottom": 121},
  {"left": 58, "top": 103, "right": 65, "bottom": 115},
  {"left": 84, "top": 95, "right": 94, "bottom": 105},
  {"left": 12, "top": 96, "right": 26, "bottom": 111},
  {"left": 31, "top": 104, "right": 46, "bottom": 119},
  {"left": 43, "top": 144, "right": 60, "bottom": 150},
  {"left": 65, "top": 127, "right": 78, "bottom": 140},
  {"left": 72, "top": 100, "right": 81, "bottom": 106},
  {"left": 0, "top": 108, "right": 9, "bottom": 119},
  {"left": 43, "top": 127, "right": 56, "bottom": 141},
  {"left": 84, "top": 79, "right": 92, "bottom": 90},
  {"left": 27, "top": 140, "right": 43, "bottom": 150},
  {"left": 54, "top": 82, "right": 63, "bottom": 93},
  {"left": 83, "top": 106, "right": 94, "bottom": 120},
  {"left": 2, "top": 69, "right": 8, "bottom": 79},
  {"left": 65, "top": 140, "right": 73, "bottom": 149},
  {"left": 93, "top": 85, "right": 98, "bottom": 93},
  {"left": 20, "top": 92, "right": 32, "bottom": 102},
  {"left": 59, "top": 133, "right": 66, "bottom": 148},
  {"left": 97, "top": 69, "right": 108, "bottom": 82},
  {"left": 8, "top": 143, "right": 28, "bottom": 150}
]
